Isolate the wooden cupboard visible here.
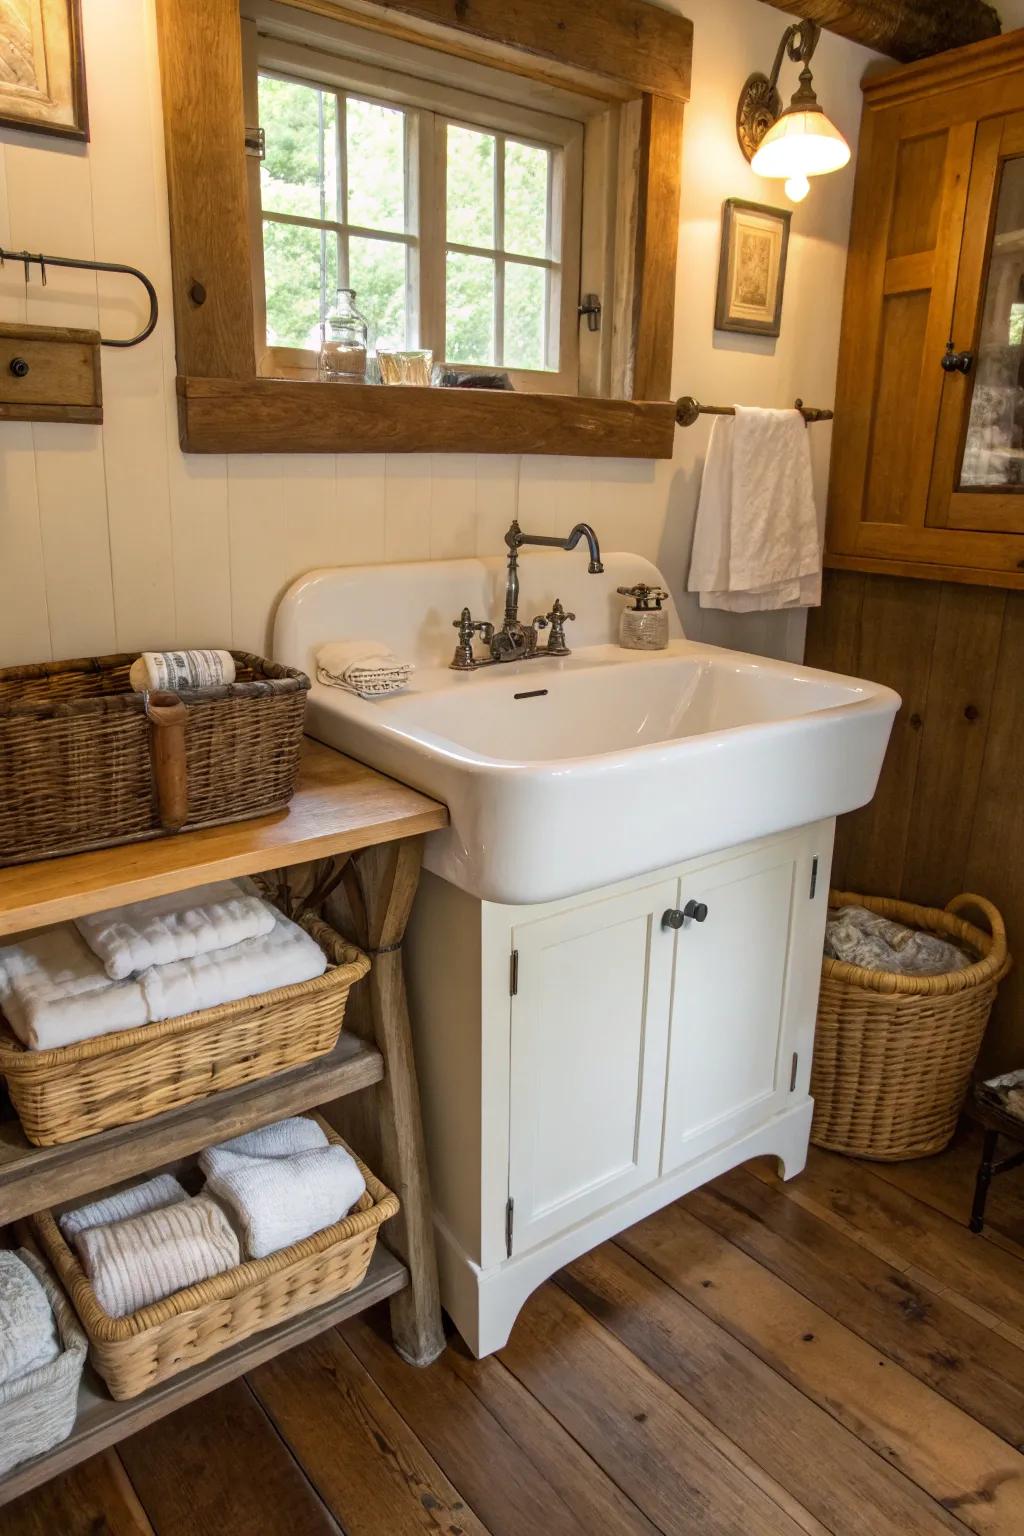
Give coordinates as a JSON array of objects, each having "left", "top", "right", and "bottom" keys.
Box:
[{"left": 828, "top": 32, "right": 1024, "bottom": 587}]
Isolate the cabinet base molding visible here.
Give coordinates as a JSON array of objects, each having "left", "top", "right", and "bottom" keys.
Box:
[{"left": 436, "top": 1098, "right": 813, "bottom": 1357}]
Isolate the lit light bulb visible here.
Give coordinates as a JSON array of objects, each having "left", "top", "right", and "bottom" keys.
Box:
[{"left": 785, "top": 173, "right": 810, "bottom": 203}]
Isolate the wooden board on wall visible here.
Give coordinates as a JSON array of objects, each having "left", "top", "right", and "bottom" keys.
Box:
[{"left": 806, "top": 569, "right": 1023, "bottom": 1070}]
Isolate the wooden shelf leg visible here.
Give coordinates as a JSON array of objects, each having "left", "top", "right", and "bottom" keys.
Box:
[{"left": 327, "top": 837, "right": 445, "bottom": 1367}]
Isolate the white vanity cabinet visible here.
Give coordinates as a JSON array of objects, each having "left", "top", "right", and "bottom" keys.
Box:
[{"left": 405, "top": 820, "right": 832, "bottom": 1358}]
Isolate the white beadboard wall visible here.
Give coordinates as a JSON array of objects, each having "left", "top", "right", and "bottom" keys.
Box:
[{"left": 0, "top": 0, "right": 879, "bottom": 670}]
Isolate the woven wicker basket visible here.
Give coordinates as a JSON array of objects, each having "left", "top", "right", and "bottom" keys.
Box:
[
  {"left": 0, "top": 651, "right": 309, "bottom": 866},
  {"left": 0, "top": 913, "right": 369, "bottom": 1147},
  {"left": 32, "top": 1117, "right": 399, "bottom": 1400},
  {"left": 811, "top": 891, "right": 1010, "bottom": 1161},
  {"left": 0, "top": 1248, "right": 87, "bottom": 1476}
]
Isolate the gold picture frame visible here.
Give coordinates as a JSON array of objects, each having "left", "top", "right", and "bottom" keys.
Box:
[
  {"left": 715, "top": 198, "right": 791, "bottom": 338},
  {"left": 0, "top": 0, "right": 88, "bottom": 141}
]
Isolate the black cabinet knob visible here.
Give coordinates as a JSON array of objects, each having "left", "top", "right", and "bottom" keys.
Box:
[
  {"left": 662, "top": 901, "right": 709, "bottom": 930},
  {"left": 9, "top": 357, "right": 29, "bottom": 378}
]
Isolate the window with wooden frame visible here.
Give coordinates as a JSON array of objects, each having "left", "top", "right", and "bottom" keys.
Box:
[
  {"left": 156, "top": 0, "right": 691, "bottom": 458},
  {"left": 246, "top": 23, "right": 584, "bottom": 392}
]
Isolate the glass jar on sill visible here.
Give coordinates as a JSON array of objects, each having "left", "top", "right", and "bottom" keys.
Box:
[{"left": 319, "top": 288, "right": 369, "bottom": 384}]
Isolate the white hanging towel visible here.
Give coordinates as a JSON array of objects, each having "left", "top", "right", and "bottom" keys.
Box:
[{"left": 687, "top": 405, "right": 822, "bottom": 612}]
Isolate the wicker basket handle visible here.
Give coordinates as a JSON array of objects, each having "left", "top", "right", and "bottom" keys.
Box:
[
  {"left": 146, "top": 690, "right": 189, "bottom": 831},
  {"left": 946, "top": 893, "right": 1010, "bottom": 978}
]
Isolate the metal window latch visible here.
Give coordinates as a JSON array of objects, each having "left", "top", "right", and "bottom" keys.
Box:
[
  {"left": 578, "top": 293, "right": 602, "bottom": 333},
  {"left": 245, "top": 125, "right": 266, "bottom": 160}
]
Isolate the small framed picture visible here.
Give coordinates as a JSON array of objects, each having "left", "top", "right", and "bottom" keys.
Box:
[
  {"left": 0, "top": 0, "right": 88, "bottom": 141},
  {"left": 715, "top": 198, "right": 791, "bottom": 337}
]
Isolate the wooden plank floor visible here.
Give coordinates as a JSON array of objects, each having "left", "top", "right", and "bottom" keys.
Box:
[{"left": 6, "top": 1128, "right": 1024, "bottom": 1536}]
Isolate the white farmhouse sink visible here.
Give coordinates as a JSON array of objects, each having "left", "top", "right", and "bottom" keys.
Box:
[{"left": 275, "top": 554, "right": 899, "bottom": 905}]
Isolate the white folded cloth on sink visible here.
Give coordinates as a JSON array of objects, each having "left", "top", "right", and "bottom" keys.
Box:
[
  {"left": 0, "top": 924, "right": 149, "bottom": 1051},
  {"left": 75, "top": 879, "right": 277, "bottom": 981},
  {"left": 138, "top": 913, "right": 327, "bottom": 1023},
  {"left": 58, "top": 1173, "right": 189, "bottom": 1244},
  {"left": 200, "top": 1142, "right": 366, "bottom": 1259},
  {"left": 76, "top": 1194, "right": 241, "bottom": 1318},
  {"left": 316, "top": 641, "right": 413, "bottom": 698},
  {"left": 0, "top": 1251, "right": 61, "bottom": 1386}
]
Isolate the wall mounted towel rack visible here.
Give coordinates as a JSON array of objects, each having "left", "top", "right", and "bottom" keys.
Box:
[
  {"left": 0, "top": 247, "right": 158, "bottom": 347},
  {"left": 675, "top": 396, "right": 833, "bottom": 428}
]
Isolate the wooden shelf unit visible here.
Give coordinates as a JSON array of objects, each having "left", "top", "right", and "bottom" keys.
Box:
[{"left": 0, "top": 738, "right": 449, "bottom": 1503}]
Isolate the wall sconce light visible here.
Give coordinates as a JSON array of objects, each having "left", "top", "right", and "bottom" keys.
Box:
[{"left": 737, "top": 20, "right": 850, "bottom": 203}]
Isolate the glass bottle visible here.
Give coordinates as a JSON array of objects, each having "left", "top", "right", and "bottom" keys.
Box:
[{"left": 319, "top": 288, "right": 369, "bottom": 384}]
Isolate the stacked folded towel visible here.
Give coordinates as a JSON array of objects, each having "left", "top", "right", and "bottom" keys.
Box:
[
  {"left": 0, "top": 1251, "right": 61, "bottom": 1385},
  {"left": 200, "top": 1116, "right": 366, "bottom": 1259},
  {"left": 0, "top": 881, "right": 327, "bottom": 1051},
  {"left": 316, "top": 641, "right": 413, "bottom": 699},
  {"left": 76, "top": 1196, "right": 241, "bottom": 1318},
  {"left": 59, "top": 1173, "right": 188, "bottom": 1243}
]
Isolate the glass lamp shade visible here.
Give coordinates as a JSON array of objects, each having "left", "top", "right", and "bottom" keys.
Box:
[{"left": 750, "top": 107, "right": 851, "bottom": 179}]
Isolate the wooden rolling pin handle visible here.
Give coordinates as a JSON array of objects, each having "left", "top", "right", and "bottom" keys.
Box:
[{"left": 146, "top": 690, "right": 189, "bottom": 832}]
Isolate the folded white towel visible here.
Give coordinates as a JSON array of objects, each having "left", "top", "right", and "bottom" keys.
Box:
[
  {"left": 316, "top": 641, "right": 413, "bottom": 698},
  {"left": 76, "top": 1195, "right": 241, "bottom": 1319},
  {"left": 201, "top": 1115, "right": 328, "bottom": 1165},
  {"left": 688, "top": 407, "right": 821, "bottom": 612},
  {"left": 75, "top": 879, "right": 277, "bottom": 981},
  {"left": 0, "top": 1251, "right": 60, "bottom": 1386},
  {"left": 138, "top": 914, "right": 327, "bottom": 1023},
  {"left": 59, "top": 1173, "right": 188, "bottom": 1244},
  {"left": 0, "top": 925, "right": 149, "bottom": 1051},
  {"left": 202, "top": 1144, "right": 366, "bottom": 1259}
]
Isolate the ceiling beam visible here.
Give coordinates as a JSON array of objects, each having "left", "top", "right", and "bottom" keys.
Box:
[{"left": 760, "top": 1, "right": 1001, "bottom": 63}]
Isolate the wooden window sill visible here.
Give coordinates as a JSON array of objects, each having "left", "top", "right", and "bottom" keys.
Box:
[{"left": 176, "top": 375, "right": 676, "bottom": 458}]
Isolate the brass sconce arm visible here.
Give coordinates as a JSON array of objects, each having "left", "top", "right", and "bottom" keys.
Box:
[{"left": 737, "top": 19, "right": 822, "bottom": 164}]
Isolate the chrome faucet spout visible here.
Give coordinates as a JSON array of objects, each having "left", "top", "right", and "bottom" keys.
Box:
[{"left": 508, "top": 520, "right": 604, "bottom": 574}]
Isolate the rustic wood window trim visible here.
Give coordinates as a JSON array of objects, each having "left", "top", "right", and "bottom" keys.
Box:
[{"left": 154, "top": 0, "right": 691, "bottom": 457}]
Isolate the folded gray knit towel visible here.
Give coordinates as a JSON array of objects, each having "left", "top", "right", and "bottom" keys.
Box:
[
  {"left": 201, "top": 1115, "right": 328, "bottom": 1165},
  {"left": 59, "top": 1172, "right": 188, "bottom": 1244},
  {"left": 0, "top": 1250, "right": 60, "bottom": 1386},
  {"left": 76, "top": 1195, "right": 241, "bottom": 1318},
  {"left": 201, "top": 1144, "right": 366, "bottom": 1260}
]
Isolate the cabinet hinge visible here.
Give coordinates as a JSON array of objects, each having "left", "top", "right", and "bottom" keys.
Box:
[
  {"left": 505, "top": 1197, "right": 515, "bottom": 1258},
  {"left": 509, "top": 948, "right": 519, "bottom": 997},
  {"left": 790, "top": 1051, "right": 799, "bottom": 1092},
  {"left": 809, "top": 856, "right": 819, "bottom": 900},
  {"left": 244, "top": 125, "right": 266, "bottom": 160}
]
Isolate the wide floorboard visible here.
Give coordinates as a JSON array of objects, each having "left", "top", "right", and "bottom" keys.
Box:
[{"left": 6, "top": 1127, "right": 1024, "bottom": 1535}]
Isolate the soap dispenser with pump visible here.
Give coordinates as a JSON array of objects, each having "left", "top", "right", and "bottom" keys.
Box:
[{"left": 616, "top": 583, "right": 670, "bottom": 651}]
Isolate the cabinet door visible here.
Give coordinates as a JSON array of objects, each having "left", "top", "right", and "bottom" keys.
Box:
[
  {"left": 661, "top": 840, "right": 804, "bottom": 1173},
  {"left": 928, "top": 112, "right": 1024, "bottom": 534},
  {"left": 507, "top": 877, "right": 676, "bottom": 1256}
]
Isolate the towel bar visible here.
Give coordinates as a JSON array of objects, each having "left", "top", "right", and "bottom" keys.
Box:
[
  {"left": 0, "top": 247, "right": 158, "bottom": 348},
  {"left": 676, "top": 395, "right": 833, "bottom": 427}
]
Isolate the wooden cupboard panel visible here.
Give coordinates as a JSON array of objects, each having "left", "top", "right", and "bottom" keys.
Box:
[
  {"left": 864, "top": 291, "right": 931, "bottom": 524},
  {"left": 887, "top": 131, "right": 948, "bottom": 258}
]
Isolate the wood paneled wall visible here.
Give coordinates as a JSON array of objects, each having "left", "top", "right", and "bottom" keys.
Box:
[{"left": 806, "top": 569, "right": 1024, "bottom": 1069}]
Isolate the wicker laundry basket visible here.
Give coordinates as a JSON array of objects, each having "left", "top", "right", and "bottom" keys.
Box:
[
  {"left": 0, "top": 1248, "right": 87, "bottom": 1476},
  {"left": 0, "top": 913, "right": 369, "bottom": 1146},
  {"left": 811, "top": 891, "right": 1010, "bottom": 1161},
  {"left": 0, "top": 651, "right": 309, "bottom": 866},
  {"left": 32, "top": 1117, "right": 398, "bottom": 1400}
]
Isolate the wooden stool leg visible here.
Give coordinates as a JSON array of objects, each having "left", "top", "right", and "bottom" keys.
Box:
[
  {"left": 970, "top": 1128, "right": 1000, "bottom": 1234},
  {"left": 334, "top": 838, "right": 445, "bottom": 1366}
]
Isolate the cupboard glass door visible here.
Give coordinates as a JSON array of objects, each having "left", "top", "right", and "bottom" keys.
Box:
[{"left": 929, "top": 112, "right": 1024, "bottom": 534}]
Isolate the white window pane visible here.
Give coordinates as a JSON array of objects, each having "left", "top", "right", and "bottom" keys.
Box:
[
  {"left": 259, "top": 75, "right": 338, "bottom": 222},
  {"left": 446, "top": 251, "right": 495, "bottom": 364},
  {"left": 350, "top": 237, "right": 409, "bottom": 350},
  {"left": 447, "top": 125, "right": 495, "bottom": 249},
  {"left": 263, "top": 219, "right": 337, "bottom": 349},
  {"left": 346, "top": 97, "right": 406, "bottom": 234},
  {"left": 504, "top": 141, "right": 549, "bottom": 259},
  {"left": 504, "top": 262, "right": 547, "bottom": 371}
]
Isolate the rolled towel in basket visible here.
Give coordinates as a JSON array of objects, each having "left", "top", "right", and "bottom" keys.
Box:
[
  {"left": 59, "top": 1172, "right": 188, "bottom": 1244},
  {"left": 138, "top": 913, "right": 327, "bottom": 1023},
  {"left": 128, "top": 649, "right": 236, "bottom": 692},
  {"left": 202, "top": 1115, "right": 328, "bottom": 1164},
  {"left": 75, "top": 878, "right": 277, "bottom": 981},
  {"left": 0, "top": 924, "right": 149, "bottom": 1051},
  {"left": 76, "top": 1195, "right": 241, "bottom": 1319},
  {"left": 0, "top": 1251, "right": 60, "bottom": 1386},
  {"left": 201, "top": 1143, "right": 366, "bottom": 1259}
]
